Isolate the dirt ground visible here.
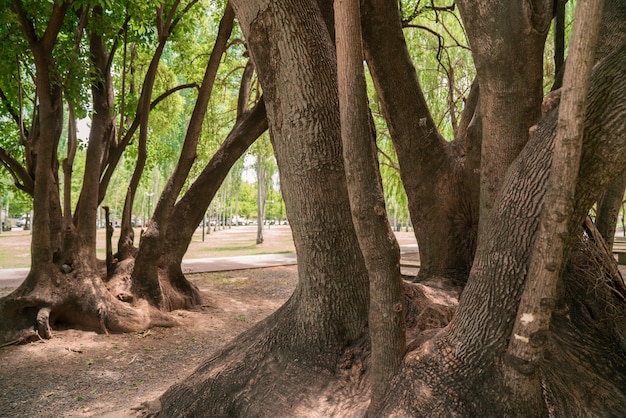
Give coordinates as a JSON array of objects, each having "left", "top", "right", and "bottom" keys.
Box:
[
  {"left": 0, "top": 266, "right": 299, "bottom": 418},
  {"left": 0, "top": 227, "right": 419, "bottom": 417}
]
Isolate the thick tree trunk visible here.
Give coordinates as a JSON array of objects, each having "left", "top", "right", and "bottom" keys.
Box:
[
  {"left": 380, "top": 41, "right": 626, "bottom": 416},
  {"left": 154, "top": 1, "right": 373, "bottom": 415},
  {"left": 361, "top": 0, "right": 476, "bottom": 283},
  {"left": 456, "top": 0, "right": 550, "bottom": 225}
]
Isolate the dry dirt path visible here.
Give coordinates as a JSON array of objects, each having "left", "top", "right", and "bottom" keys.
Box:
[{"left": 0, "top": 266, "right": 298, "bottom": 417}]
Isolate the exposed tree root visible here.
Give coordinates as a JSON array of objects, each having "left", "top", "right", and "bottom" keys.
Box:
[
  {"left": 379, "top": 238, "right": 626, "bottom": 416},
  {"left": 106, "top": 258, "right": 204, "bottom": 311},
  {"left": 0, "top": 263, "right": 179, "bottom": 345},
  {"left": 149, "top": 303, "right": 370, "bottom": 417},
  {"left": 145, "top": 280, "right": 455, "bottom": 417},
  {"left": 144, "top": 235, "right": 626, "bottom": 417}
]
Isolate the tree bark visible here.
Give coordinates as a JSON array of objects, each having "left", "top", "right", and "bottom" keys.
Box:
[
  {"left": 506, "top": 0, "right": 604, "bottom": 411},
  {"left": 361, "top": 0, "right": 476, "bottom": 283},
  {"left": 380, "top": 40, "right": 626, "bottom": 417},
  {"left": 334, "top": 0, "right": 404, "bottom": 412},
  {"left": 70, "top": 6, "right": 117, "bottom": 267},
  {"left": 117, "top": 1, "right": 192, "bottom": 260},
  {"left": 155, "top": 1, "right": 372, "bottom": 414},
  {"left": 596, "top": 169, "right": 626, "bottom": 247},
  {"left": 154, "top": 99, "right": 267, "bottom": 310},
  {"left": 456, "top": 0, "right": 551, "bottom": 225},
  {"left": 131, "top": 3, "right": 235, "bottom": 308}
]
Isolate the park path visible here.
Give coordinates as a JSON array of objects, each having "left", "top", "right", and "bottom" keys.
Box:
[{"left": 0, "top": 244, "right": 420, "bottom": 289}]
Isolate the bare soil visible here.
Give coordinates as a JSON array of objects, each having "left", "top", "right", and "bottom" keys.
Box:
[
  {"left": 0, "top": 227, "right": 419, "bottom": 417},
  {"left": 0, "top": 266, "right": 298, "bottom": 418}
]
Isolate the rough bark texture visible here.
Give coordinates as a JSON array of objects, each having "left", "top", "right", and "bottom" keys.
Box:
[
  {"left": 335, "top": 0, "right": 405, "bottom": 412},
  {"left": 153, "top": 1, "right": 374, "bottom": 415},
  {"left": 456, "top": 0, "right": 550, "bottom": 225},
  {"left": 361, "top": 0, "right": 477, "bottom": 284},
  {"left": 379, "top": 42, "right": 626, "bottom": 416},
  {"left": 506, "top": 0, "right": 604, "bottom": 411}
]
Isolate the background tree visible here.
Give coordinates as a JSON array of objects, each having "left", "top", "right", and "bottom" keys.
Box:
[{"left": 0, "top": 0, "right": 256, "bottom": 343}]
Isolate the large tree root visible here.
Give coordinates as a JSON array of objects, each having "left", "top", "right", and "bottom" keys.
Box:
[
  {"left": 142, "top": 281, "right": 454, "bottom": 417},
  {"left": 106, "top": 258, "right": 205, "bottom": 311},
  {"left": 146, "top": 236, "right": 626, "bottom": 417},
  {"left": 0, "top": 265, "right": 178, "bottom": 346},
  {"left": 379, "top": 237, "right": 626, "bottom": 416}
]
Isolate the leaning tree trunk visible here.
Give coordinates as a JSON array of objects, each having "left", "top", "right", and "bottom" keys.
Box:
[
  {"left": 116, "top": 1, "right": 183, "bottom": 261},
  {"left": 505, "top": 0, "right": 604, "bottom": 411},
  {"left": 379, "top": 40, "right": 626, "bottom": 417},
  {"left": 361, "top": 0, "right": 477, "bottom": 284},
  {"left": 153, "top": 1, "right": 375, "bottom": 415},
  {"left": 130, "top": 4, "right": 235, "bottom": 309},
  {"left": 142, "top": 99, "right": 267, "bottom": 311}
]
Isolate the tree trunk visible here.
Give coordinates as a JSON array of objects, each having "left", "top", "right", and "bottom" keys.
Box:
[
  {"left": 334, "top": 0, "right": 404, "bottom": 412},
  {"left": 361, "top": 0, "right": 476, "bottom": 284},
  {"left": 456, "top": 0, "right": 551, "bottom": 225},
  {"left": 379, "top": 39, "right": 626, "bottom": 417},
  {"left": 154, "top": 1, "right": 373, "bottom": 414},
  {"left": 596, "top": 169, "right": 626, "bottom": 247},
  {"left": 506, "top": 0, "right": 604, "bottom": 411},
  {"left": 70, "top": 8, "right": 117, "bottom": 268},
  {"left": 130, "top": 4, "right": 235, "bottom": 309},
  {"left": 116, "top": 2, "right": 186, "bottom": 260},
  {"left": 143, "top": 100, "right": 268, "bottom": 311},
  {"left": 0, "top": 4, "right": 176, "bottom": 345},
  {"left": 255, "top": 155, "right": 267, "bottom": 244}
]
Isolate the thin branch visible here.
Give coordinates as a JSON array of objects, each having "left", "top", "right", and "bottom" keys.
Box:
[
  {"left": 0, "top": 147, "right": 34, "bottom": 194},
  {"left": 377, "top": 147, "right": 400, "bottom": 172}
]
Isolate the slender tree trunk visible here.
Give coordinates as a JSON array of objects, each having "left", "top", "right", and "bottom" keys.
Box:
[
  {"left": 71, "top": 8, "right": 117, "bottom": 268},
  {"left": 158, "top": 100, "right": 267, "bottom": 309},
  {"left": 131, "top": 4, "right": 235, "bottom": 308},
  {"left": 596, "top": 169, "right": 626, "bottom": 247},
  {"left": 117, "top": 1, "right": 190, "bottom": 260},
  {"left": 255, "top": 156, "right": 267, "bottom": 244},
  {"left": 334, "top": 0, "right": 404, "bottom": 412},
  {"left": 505, "top": 0, "right": 604, "bottom": 412}
]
